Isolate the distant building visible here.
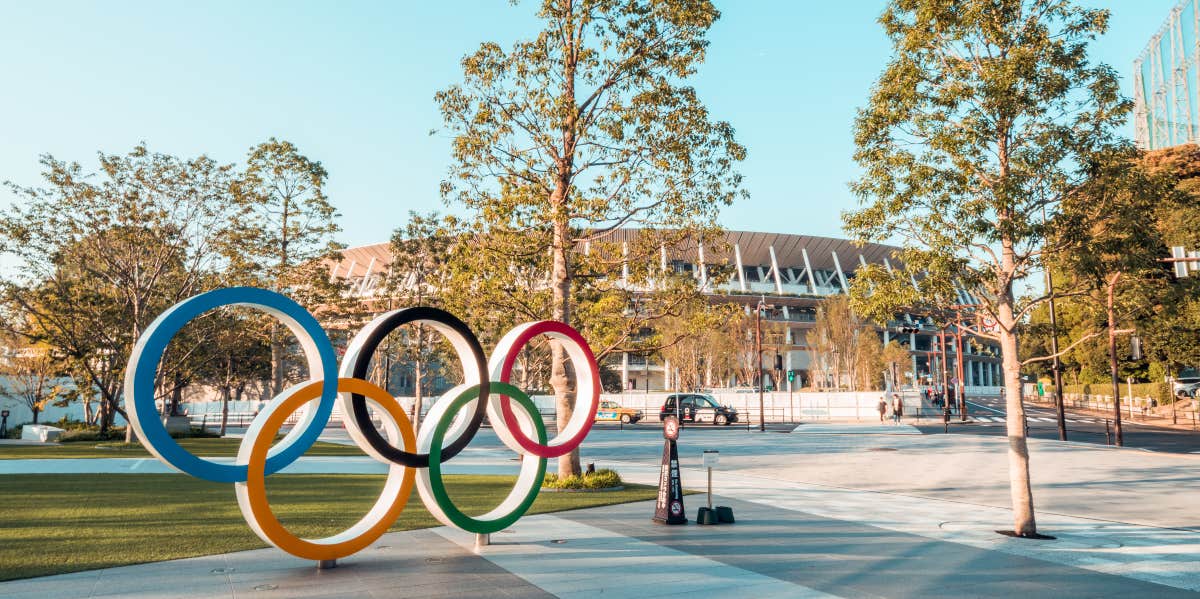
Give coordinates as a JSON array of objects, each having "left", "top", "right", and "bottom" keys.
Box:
[
  {"left": 331, "top": 230, "right": 1002, "bottom": 393},
  {"left": 1134, "top": 1, "right": 1200, "bottom": 150}
]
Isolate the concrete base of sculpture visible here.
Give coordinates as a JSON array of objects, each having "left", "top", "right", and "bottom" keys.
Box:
[{"left": 21, "top": 424, "right": 65, "bottom": 443}]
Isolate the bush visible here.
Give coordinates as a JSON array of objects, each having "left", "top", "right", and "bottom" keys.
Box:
[
  {"left": 59, "top": 429, "right": 127, "bottom": 443},
  {"left": 543, "top": 468, "right": 622, "bottom": 490},
  {"left": 92, "top": 442, "right": 143, "bottom": 451},
  {"left": 169, "top": 427, "right": 219, "bottom": 439},
  {"left": 2, "top": 424, "right": 24, "bottom": 440}
]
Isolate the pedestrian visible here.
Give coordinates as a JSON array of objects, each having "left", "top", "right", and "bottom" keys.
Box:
[
  {"left": 877, "top": 396, "right": 888, "bottom": 423},
  {"left": 892, "top": 393, "right": 904, "bottom": 425}
]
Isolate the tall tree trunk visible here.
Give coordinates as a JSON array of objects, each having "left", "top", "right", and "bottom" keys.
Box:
[
  {"left": 220, "top": 355, "right": 232, "bottom": 436},
  {"left": 220, "top": 386, "right": 230, "bottom": 437},
  {"left": 270, "top": 324, "right": 284, "bottom": 396},
  {"left": 169, "top": 372, "right": 183, "bottom": 417},
  {"left": 998, "top": 278, "right": 1037, "bottom": 536},
  {"left": 550, "top": 0, "right": 580, "bottom": 478},
  {"left": 1107, "top": 274, "right": 1123, "bottom": 446},
  {"left": 412, "top": 352, "right": 424, "bottom": 429},
  {"left": 550, "top": 225, "right": 579, "bottom": 478}
]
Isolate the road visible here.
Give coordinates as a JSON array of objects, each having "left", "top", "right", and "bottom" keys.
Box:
[{"left": 915, "top": 395, "right": 1200, "bottom": 454}]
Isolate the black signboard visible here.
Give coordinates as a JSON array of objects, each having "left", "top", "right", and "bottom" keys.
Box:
[{"left": 653, "top": 416, "right": 687, "bottom": 525}]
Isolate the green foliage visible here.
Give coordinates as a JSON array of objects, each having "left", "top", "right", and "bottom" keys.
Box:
[
  {"left": 1021, "top": 146, "right": 1200, "bottom": 385},
  {"left": 844, "top": 0, "right": 1128, "bottom": 332},
  {"left": 810, "top": 295, "right": 882, "bottom": 391},
  {"left": 844, "top": 0, "right": 1129, "bottom": 535},
  {"left": 436, "top": 0, "right": 745, "bottom": 476},
  {"left": 0, "top": 140, "right": 347, "bottom": 438},
  {"left": 543, "top": 468, "right": 623, "bottom": 490},
  {"left": 2, "top": 424, "right": 23, "bottom": 439},
  {"left": 1, "top": 144, "right": 240, "bottom": 436}
]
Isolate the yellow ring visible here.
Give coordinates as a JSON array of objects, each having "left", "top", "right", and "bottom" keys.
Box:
[{"left": 235, "top": 377, "right": 416, "bottom": 561}]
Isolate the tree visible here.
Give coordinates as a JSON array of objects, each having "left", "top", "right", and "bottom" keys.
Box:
[
  {"left": 387, "top": 212, "right": 456, "bottom": 425},
  {"left": 437, "top": 0, "right": 746, "bottom": 476},
  {"left": 809, "top": 295, "right": 878, "bottom": 390},
  {"left": 844, "top": 1, "right": 1127, "bottom": 537},
  {"left": 1, "top": 145, "right": 236, "bottom": 440},
  {"left": 1139, "top": 145, "right": 1200, "bottom": 389},
  {"left": 230, "top": 139, "right": 344, "bottom": 396},
  {"left": 1054, "top": 150, "right": 1174, "bottom": 445},
  {"left": 658, "top": 302, "right": 741, "bottom": 391},
  {"left": 0, "top": 341, "right": 61, "bottom": 425},
  {"left": 880, "top": 340, "right": 911, "bottom": 391}
]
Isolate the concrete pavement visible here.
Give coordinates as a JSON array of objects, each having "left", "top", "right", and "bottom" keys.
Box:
[{"left": 3, "top": 423, "right": 1200, "bottom": 597}]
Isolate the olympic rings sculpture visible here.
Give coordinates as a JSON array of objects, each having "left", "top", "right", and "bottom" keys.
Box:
[{"left": 125, "top": 287, "right": 600, "bottom": 561}]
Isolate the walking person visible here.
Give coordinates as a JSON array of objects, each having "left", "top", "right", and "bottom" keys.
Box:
[
  {"left": 877, "top": 395, "right": 888, "bottom": 423},
  {"left": 892, "top": 393, "right": 904, "bottom": 425}
]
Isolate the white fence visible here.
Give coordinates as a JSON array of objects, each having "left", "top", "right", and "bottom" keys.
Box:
[
  {"left": 1054, "top": 392, "right": 1160, "bottom": 417},
  {"left": 183, "top": 388, "right": 1008, "bottom": 427}
]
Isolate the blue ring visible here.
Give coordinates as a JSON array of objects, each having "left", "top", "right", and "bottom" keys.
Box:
[{"left": 125, "top": 287, "right": 337, "bottom": 483}]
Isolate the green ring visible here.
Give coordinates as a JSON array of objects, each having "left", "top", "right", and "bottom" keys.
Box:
[{"left": 426, "top": 381, "right": 547, "bottom": 534}]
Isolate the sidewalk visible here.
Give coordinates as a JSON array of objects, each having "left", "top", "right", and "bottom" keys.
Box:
[
  {"left": 3, "top": 426, "right": 1200, "bottom": 597},
  {"left": 2, "top": 497, "right": 1193, "bottom": 598}
]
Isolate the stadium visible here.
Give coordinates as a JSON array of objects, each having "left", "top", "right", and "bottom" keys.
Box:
[{"left": 330, "top": 229, "right": 1004, "bottom": 394}]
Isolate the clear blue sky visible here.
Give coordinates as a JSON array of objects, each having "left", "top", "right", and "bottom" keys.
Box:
[{"left": 0, "top": 1, "right": 1179, "bottom": 250}]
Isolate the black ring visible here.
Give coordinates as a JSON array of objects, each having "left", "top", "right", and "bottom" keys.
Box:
[{"left": 348, "top": 306, "right": 489, "bottom": 468}]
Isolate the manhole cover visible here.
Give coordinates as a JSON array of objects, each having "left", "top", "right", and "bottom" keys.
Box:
[
  {"left": 867, "top": 447, "right": 898, "bottom": 452},
  {"left": 375, "top": 545, "right": 391, "bottom": 550},
  {"left": 425, "top": 557, "right": 444, "bottom": 564},
  {"left": 210, "top": 567, "right": 235, "bottom": 575},
  {"left": 551, "top": 539, "right": 568, "bottom": 544},
  {"left": 253, "top": 584, "right": 278, "bottom": 592}
]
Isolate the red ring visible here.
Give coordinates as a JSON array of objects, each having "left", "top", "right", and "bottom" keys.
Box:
[{"left": 496, "top": 321, "right": 600, "bottom": 458}]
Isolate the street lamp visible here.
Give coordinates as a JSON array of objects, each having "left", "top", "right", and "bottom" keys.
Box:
[{"left": 755, "top": 297, "right": 768, "bottom": 432}]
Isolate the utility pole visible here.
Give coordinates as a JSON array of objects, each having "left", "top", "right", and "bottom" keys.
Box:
[
  {"left": 1043, "top": 206, "right": 1067, "bottom": 441},
  {"left": 1107, "top": 280, "right": 1124, "bottom": 447}
]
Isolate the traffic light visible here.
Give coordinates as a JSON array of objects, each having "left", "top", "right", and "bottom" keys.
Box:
[
  {"left": 774, "top": 354, "right": 783, "bottom": 370},
  {"left": 897, "top": 326, "right": 921, "bottom": 335},
  {"left": 787, "top": 369, "right": 795, "bottom": 382},
  {"left": 1131, "top": 335, "right": 1142, "bottom": 361}
]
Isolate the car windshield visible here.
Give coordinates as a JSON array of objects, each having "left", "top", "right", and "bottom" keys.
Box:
[{"left": 694, "top": 396, "right": 719, "bottom": 408}]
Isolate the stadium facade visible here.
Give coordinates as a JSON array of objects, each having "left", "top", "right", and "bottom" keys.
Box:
[
  {"left": 330, "top": 230, "right": 1003, "bottom": 393},
  {"left": 1134, "top": 0, "right": 1200, "bottom": 150}
]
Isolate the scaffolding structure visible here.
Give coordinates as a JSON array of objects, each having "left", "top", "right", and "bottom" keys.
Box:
[{"left": 1135, "top": 0, "right": 1200, "bottom": 149}]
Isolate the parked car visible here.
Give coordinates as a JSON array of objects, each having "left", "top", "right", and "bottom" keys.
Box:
[
  {"left": 594, "top": 400, "right": 643, "bottom": 424},
  {"left": 659, "top": 393, "right": 739, "bottom": 425}
]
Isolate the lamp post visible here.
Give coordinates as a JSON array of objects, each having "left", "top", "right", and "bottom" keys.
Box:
[
  {"left": 939, "top": 329, "right": 950, "bottom": 430},
  {"left": 953, "top": 310, "right": 968, "bottom": 421},
  {"left": 755, "top": 297, "right": 766, "bottom": 432}
]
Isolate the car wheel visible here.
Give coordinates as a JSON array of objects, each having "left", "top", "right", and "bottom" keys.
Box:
[
  {"left": 714, "top": 414, "right": 727, "bottom": 426},
  {"left": 620, "top": 414, "right": 631, "bottom": 424}
]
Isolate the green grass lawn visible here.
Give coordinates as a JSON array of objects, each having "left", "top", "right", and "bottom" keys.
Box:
[
  {"left": 0, "top": 473, "right": 658, "bottom": 581},
  {"left": 0, "top": 437, "right": 364, "bottom": 460}
]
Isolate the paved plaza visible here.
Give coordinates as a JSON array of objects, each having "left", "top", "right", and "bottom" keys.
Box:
[{"left": 2, "top": 423, "right": 1200, "bottom": 598}]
